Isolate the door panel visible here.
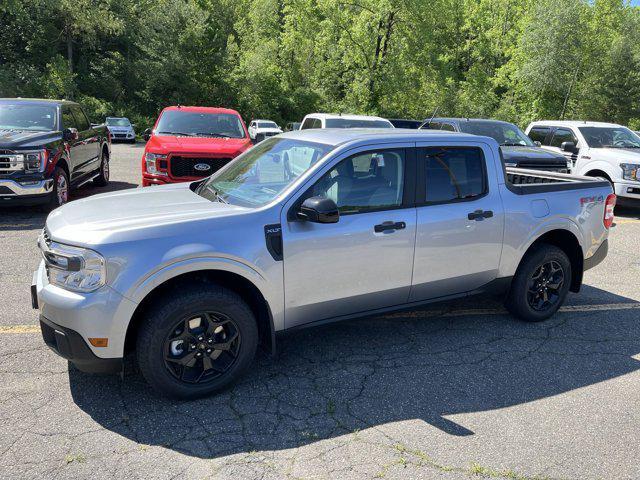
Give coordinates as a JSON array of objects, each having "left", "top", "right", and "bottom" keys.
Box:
[
  {"left": 410, "top": 143, "right": 504, "bottom": 302},
  {"left": 70, "top": 105, "right": 100, "bottom": 178},
  {"left": 281, "top": 145, "right": 417, "bottom": 328}
]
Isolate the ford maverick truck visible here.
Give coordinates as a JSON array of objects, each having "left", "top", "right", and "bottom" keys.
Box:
[
  {"left": 0, "top": 98, "right": 111, "bottom": 209},
  {"left": 34, "top": 129, "right": 614, "bottom": 399}
]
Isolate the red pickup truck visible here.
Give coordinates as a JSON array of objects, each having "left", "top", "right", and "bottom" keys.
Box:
[{"left": 141, "top": 106, "right": 252, "bottom": 186}]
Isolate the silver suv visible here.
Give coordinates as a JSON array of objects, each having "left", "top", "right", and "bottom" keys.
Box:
[{"left": 33, "top": 129, "right": 614, "bottom": 399}]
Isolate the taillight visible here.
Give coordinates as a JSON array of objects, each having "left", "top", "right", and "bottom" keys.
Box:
[{"left": 603, "top": 193, "right": 616, "bottom": 229}]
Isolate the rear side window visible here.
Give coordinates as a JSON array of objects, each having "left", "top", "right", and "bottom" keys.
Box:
[
  {"left": 421, "top": 147, "right": 487, "bottom": 204},
  {"left": 549, "top": 128, "right": 577, "bottom": 147},
  {"left": 301, "top": 117, "right": 321, "bottom": 130},
  {"left": 438, "top": 123, "right": 456, "bottom": 132},
  {"left": 528, "top": 127, "right": 550, "bottom": 144}
]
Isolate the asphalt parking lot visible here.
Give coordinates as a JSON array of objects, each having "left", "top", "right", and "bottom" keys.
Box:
[{"left": 1, "top": 143, "right": 640, "bottom": 479}]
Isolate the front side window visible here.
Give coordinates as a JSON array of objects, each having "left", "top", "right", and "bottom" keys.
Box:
[
  {"left": 578, "top": 126, "right": 640, "bottom": 149},
  {"left": 300, "top": 117, "right": 318, "bottom": 130},
  {"left": 0, "top": 103, "right": 57, "bottom": 131},
  {"left": 549, "top": 128, "right": 577, "bottom": 147},
  {"left": 62, "top": 106, "right": 77, "bottom": 131},
  {"left": 156, "top": 110, "right": 246, "bottom": 138},
  {"left": 198, "top": 138, "right": 333, "bottom": 207},
  {"left": 457, "top": 122, "right": 534, "bottom": 147},
  {"left": 528, "top": 127, "right": 550, "bottom": 144},
  {"left": 422, "top": 147, "right": 486, "bottom": 203},
  {"left": 324, "top": 118, "right": 393, "bottom": 129},
  {"left": 310, "top": 149, "right": 405, "bottom": 214},
  {"left": 70, "top": 105, "right": 90, "bottom": 131}
]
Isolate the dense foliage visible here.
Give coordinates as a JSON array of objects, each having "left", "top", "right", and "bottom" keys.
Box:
[{"left": 1, "top": 0, "right": 639, "bottom": 130}]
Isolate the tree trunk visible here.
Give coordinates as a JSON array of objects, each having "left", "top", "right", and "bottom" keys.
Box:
[
  {"left": 66, "top": 25, "right": 73, "bottom": 73},
  {"left": 561, "top": 66, "right": 579, "bottom": 120}
]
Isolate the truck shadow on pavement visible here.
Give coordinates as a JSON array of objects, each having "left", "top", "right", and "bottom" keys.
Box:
[{"left": 69, "top": 286, "right": 640, "bottom": 458}]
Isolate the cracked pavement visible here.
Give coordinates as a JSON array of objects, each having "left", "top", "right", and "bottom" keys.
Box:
[{"left": 1, "top": 143, "right": 640, "bottom": 479}]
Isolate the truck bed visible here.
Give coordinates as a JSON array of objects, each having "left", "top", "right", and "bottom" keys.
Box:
[{"left": 505, "top": 167, "right": 610, "bottom": 194}]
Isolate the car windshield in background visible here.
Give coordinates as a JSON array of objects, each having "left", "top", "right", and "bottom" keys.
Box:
[
  {"left": 458, "top": 122, "right": 534, "bottom": 147},
  {"left": 198, "top": 138, "right": 333, "bottom": 207},
  {"left": 0, "top": 104, "right": 57, "bottom": 131},
  {"left": 258, "top": 121, "right": 278, "bottom": 128},
  {"left": 156, "top": 111, "right": 246, "bottom": 138},
  {"left": 324, "top": 118, "right": 392, "bottom": 128},
  {"left": 106, "top": 117, "right": 131, "bottom": 126},
  {"left": 578, "top": 127, "right": 640, "bottom": 148}
]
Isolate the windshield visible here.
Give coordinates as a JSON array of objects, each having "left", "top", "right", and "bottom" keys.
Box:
[
  {"left": 198, "top": 138, "right": 333, "bottom": 207},
  {"left": 106, "top": 117, "right": 131, "bottom": 127},
  {"left": 0, "top": 104, "right": 57, "bottom": 131},
  {"left": 258, "top": 121, "right": 278, "bottom": 128},
  {"left": 578, "top": 126, "right": 640, "bottom": 148},
  {"left": 156, "top": 110, "right": 246, "bottom": 138},
  {"left": 458, "top": 121, "right": 534, "bottom": 146},
  {"left": 324, "top": 118, "right": 393, "bottom": 128}
]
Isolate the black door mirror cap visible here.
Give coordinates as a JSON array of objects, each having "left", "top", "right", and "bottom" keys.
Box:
[
  {"left": 297, "top": 196, "right": 339, "bottom": 224},
  {"left": 143, "top": 128, "right": 152, "bottom": 141},
  {"left": 561, "top": 141, "right": 577, "bottom": 153}
]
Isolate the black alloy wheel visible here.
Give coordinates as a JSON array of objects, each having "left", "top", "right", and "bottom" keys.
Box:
[
  {"left": 526, "top": 260, "right": 564, "bottom": 311},
  {"left": 163, "top": 312, "right": 241, "bottom": 384}
]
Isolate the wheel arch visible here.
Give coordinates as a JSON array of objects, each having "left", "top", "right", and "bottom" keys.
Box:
[
  {"left": 523, "top": 229, "right": 583, "bottom": 293},
  {"left": 124, "top": 269, "right": 276, "bottom": 357},
  {"left": 584, "top": 169, "right": 612, "bottom": 182}
]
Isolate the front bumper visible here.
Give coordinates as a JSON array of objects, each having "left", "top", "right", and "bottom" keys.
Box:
[
  {"left": 33, "top": 260, "right": 138, "bottom": 360},
  {"left": 614, "top": 181, "right": 640, "bottom": 202},
  {"left": 39, "top": 316, "right": 122, "bottom": 374},
  {"left": 0, "top": 178, "right": 53, "bottom": 205},
  {"left": 142, "top": 173, "right": 173, "bottom": 186}
]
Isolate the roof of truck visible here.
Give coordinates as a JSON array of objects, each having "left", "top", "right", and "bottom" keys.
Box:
[
  {"left": 0, "top": 98, "right": 77, "bottom": 105},
  {"left": 528, "top": 120, "right": 624, "bottom": 128},
  {"left": 161, "top": 106, "right": 242, "bottom": 116},
  {"left": 279, "top": 127, "right": 491, "bottom": 147},
  {"left": 304, "top": 113, "right": 392, "bottom": 122}
]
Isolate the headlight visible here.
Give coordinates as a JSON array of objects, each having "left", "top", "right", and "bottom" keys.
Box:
[
  {"left": 620, "top": 163, "right": 640, "bottom": 181},
  {"left": 39, "top": 238, "right": 106, "bottom": 292},
  {"left": 145, "top": 152, "right": 168, "bottom": 176},
  {"left": 15, "top": 150, "right": 47, "bottom": 173}
]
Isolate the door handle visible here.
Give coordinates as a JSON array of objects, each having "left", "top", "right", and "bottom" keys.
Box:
[
  {"left": 467, "top": 210, "right": 493, "bottom": 221},
  {"left": 374, "top": 221, "right": 406, "bottom": 233}
]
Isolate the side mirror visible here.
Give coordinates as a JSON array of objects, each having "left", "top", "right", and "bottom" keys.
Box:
[
  {"left": 297, "top": 196, "right": 339, "bottom": 223},
  {"left": 143, "top": 128, "right": 152, "bottom": 141},
  {"left": 63, "top": 128, "right": 78, "bottom": 141},
  {"left": 561, "top": 141, "right": 577, "bottom": 153},
  {"left": 534, "top": 140, "right": 542, "bottom": 147}
]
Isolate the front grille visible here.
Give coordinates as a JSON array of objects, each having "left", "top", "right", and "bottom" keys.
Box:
[
  {"left": 169, "top": 156, "right": 232, "bottom": 178},
  {"left": 113, "top": 133, "right": 127, "bottom": 138},
  {"left": 0, "top": 152, "right": 23, "bottom": 173},
  {"left": 517, "top": 163, "right": 567, "bottom": 173}
]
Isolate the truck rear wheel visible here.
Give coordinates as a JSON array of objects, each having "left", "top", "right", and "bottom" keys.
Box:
[
  {"left": 136, "top": 283, "right": 258, "bottom": 399},
  {"left": 505, "top": 244, "right": 571, "bottom": 322}
]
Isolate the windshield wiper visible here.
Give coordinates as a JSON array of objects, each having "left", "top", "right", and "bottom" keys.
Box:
[
  {"left": 157, "top": 131, "right": 196, "bottom": 137},
  {"left": 195, "top": 132, "right": 231, "bottom": 138}
]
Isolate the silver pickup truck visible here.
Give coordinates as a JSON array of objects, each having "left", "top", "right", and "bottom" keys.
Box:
[{"left": 33, "top": 129, "right": 615, "bottom": 399}]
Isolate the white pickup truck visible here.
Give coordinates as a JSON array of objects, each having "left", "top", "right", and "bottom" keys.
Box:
[{"left": 526, "top": 121, "right": 640, "bottom": 206}]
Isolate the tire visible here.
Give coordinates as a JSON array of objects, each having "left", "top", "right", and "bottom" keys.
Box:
[
  {"left": 505, "top": 244, "right": 572, "bottom": 322},
  {"left": 93, "top": 149, "right": 110, "bottom": 186},
  {"left": 136, "top": 283, "right": 258, "bottom": 399},
  {"left": 43, "top": 166, "right": 70, "bottom": 211}
]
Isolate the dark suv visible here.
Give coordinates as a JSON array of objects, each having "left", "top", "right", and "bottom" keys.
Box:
[
  {"left": 420, "top": 118, "right": 569, "bottom": 173},
  {"left": 0, "top": 99, "right": 111, "bottom": 209}
]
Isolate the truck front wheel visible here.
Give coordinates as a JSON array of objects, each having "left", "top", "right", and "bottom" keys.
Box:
[
  {"left": 505, "top": 244, "right": 572, "bottom": 322},
  {"left": 136, "top": 283, "right": 258, "bottom": 399}
]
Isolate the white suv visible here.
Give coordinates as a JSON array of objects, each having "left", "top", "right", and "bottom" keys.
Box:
[
  {"left": 248, "top": 119, "right": 282, "bottom": 142},
  {"left": 300, "top": 113, "right": 394, "bottom": 130},
  {"left": 526, "top": 121, "right": 640, "bottom": 205}
]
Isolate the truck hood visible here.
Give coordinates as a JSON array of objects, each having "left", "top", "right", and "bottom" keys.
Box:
[
  {"left": 500, "top": 146, "right": 567, "bottom": 166},
  {"left": 146, "top": 134, "right": 252, "bottom": 156},
  {"left": 0, "top": 129, "right": 61, "bottom": 149},
  {"left": 46, "top": 183, "right": 248, "bottom": 246},
  {"left": 589, "top": 148, "right": 640, "bottom": 163}
]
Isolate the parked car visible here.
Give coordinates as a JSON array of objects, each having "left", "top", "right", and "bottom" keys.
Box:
[
  {"left": 141, "top": 106, "right": 252, "bottom": 186},
  {"left": 526, "top": 121, "right": 640, "bottom": 206},
  {"left": 300, "top": 113, "right": 394, "bottom": 129},
  {"left": 248, "top": 119, "right": 283, "bottom": 142},
  {"left": 105, "top": 117, "right": 136, "bottom": 143},
  {"left": 421, "top": 118, "right": 569, "bottom": 173},
  {"left": 284, "top": 122, "right": 301, "bottom": 132},
  {"left": 33, "top": 129, "right": 614, "bottom": 399},
  {"left": 0, "top": 98, "right": 110, "bottom": 209},
  {"left": 388, "top": 118, "right": 422, "bottom": 129}
]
